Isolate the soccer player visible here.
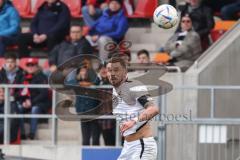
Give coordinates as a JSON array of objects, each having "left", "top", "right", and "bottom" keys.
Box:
[{"left": 106, "top": 57, "right": 159, "bottom": 160}]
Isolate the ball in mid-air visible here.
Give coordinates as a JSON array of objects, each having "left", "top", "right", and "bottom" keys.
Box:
[{"left": 153, "top": 4, "right": 179, "bottom": 29}]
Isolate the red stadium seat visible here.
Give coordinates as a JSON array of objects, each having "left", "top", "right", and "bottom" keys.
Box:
[
  {"left": 12, "top": 0, "right": 31, "bottom": 18},
  {"left": 210, "top": 30, "right": 226, "bottom": 42},
  {"left": 210, "top": 20, "right": 237, "bottom": 42},
  {"left": 62, "top": 0, "right": 82, "bottom": 18},
  {"left": 82, "top": 26, "right": 90, "bottom": 36},
  {"left": 10, "top": 129, "right": 21, "bottom": 145},
  {"left": 129, "top": 0, "right": 158, "bottom": 18},
  {"left": 42, "top": 59, "right": 50, "bottom": 70},
  {"left": 6, "top": 45, "right": 18, "bottom": 51},
  {"left": 31, "top": 0, "right": 45, "bottom": 16},
  {"left": 0, "top": 58, "right": 5, "bottom": 69},
  {"left": 19, "top": 58, "right": 29, "bottom": 70}
]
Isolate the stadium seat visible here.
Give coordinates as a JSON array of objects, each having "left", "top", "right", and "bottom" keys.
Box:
[
  {"left": 153, "top": 52, "right": 171, "bottom": 64},
  {"left": 31, "top": 0, "right": 45, "bottom": 16},
  {"left": 128, "top": 0, "right": 158, "bottom": 18},
  {"left": 214, "top": 20, "right": 237, "bottom": 30},
  {"left": 62, "top": 0, "right": 82, "bottom": 18},
  {"left": 12, "top": 0, "right": 31, "bottom": 18},
  {"left": 210, "top": 20, "right": 237, "bottom": 42},
  {"left": 6, "top": 45, "right": 18, "bottom": 51},
  {"left": 82, "top": 26, "right": 90, "bottom": 36},
  {"left": 19, "top": 58, "right": 29, "bottom": 70},
  {"left": 10, "top": 129, "right": 21, "bottom": 145},
  {"left": 0, "top": 58, "right": 5, "bottom": 69},
  {"left": 42, "top": 59, "right": 50, "bottom": 70},
  {"left": 210, "top": 30, "right": 226, "bottom": 42}
]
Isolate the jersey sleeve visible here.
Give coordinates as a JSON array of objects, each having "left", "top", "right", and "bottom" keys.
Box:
[{"left": 129, "top": 80, "right": 154, "bottom": 107}]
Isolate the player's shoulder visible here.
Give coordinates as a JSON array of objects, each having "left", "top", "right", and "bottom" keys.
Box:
[
  {"left": 124, "top": 80, "right": 148, "bottom": 91},
  {"left": 121, "top": 80, "right": 150, "bottom": 99}
]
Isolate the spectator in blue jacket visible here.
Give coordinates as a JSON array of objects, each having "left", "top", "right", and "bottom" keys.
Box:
[
  {"left": 86, "top": 0, "right": 128, "bottom": 60},
  {"left": 0, "top": 0, "right": 20, "bottom": 57},
  {"left": 67, "top": 66, "right": 101, "bottom": 145},
  {"left": 18, "top": 0, "right": 71, "bottom": 58}
]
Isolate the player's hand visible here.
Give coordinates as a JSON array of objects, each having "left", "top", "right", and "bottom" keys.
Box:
[
  {"left": 33, "top": 34, "right": 41, "bottom": 43},
  {"left": 100, "top": 3, "right": 108, "bottom": 10},
  {"left": 88, "top": 5, "right": 96, "bottom": 16},
  {"left": 120, "top": 120, "right": 136, "bottom": 135},
  {"left": 91, "top": 35, "right": 99, "bottom": 42},
  {"left": 25, "top": 99, "right": 32, "bottom": 108},
  {"left": 38, "top": 34, "right": 47, "bottom": 43},
  {"left": 50, "top": 65, "right": 57, "bottom": 73},
  {"left": 22, "top": 102, "right": 27, "bottom": 108}
]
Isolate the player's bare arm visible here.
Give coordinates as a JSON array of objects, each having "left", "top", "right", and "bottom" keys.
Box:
[{"left": 120, "top": 102, "right": 159, "bottom": 134}]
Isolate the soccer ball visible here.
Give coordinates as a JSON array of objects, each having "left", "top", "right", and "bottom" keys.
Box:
[{"left": 153, "top": 4, "right": 179, "bottom": 29}]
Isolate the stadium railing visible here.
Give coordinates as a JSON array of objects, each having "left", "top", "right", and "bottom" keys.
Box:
[
  {"left": 157, "top": 85, "right": 240, "bottom": 160},
  {"left": 1, "top": 84, "right": 240, "bottom": 160}
]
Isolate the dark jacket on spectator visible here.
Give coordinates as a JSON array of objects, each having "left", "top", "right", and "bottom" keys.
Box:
[
  {"left": 179, "top": 2, "right": 215, "bottom": 38},
  {"left": 89, "top": 9, "right": 128, "bottom": 42},
  {"left": 0, "top": 100, "right": 20, "bottom": 144},
  {"left": 30, "top": 0, "right": 71, "bottom": 40},
  {"left": 0, "top": 66, "right": 24, "bottom": 102},
  {"left": 0, "top": 66, "right": 24, "bottom": 84},
  {"left": 94, "top": 75, "right": 109, "bottom": 85},
  {"left": 49, "top": 37, "right": 93, "bottom": 66},
  {"left": 20, "top": 70, "right": 49, "bottom": 112},
  {"left": 67, "top": 69, "right": 100, "bottom": 114},
  {"left": 0, "top": 0, "right": 20, "bottom": 37},
  {"left": 0, "top": 101, "right": 3, "bottom": 115}
]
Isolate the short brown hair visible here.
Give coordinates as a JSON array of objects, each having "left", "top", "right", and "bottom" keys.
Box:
[
  {"left": 4, "top": 52, "right": 17, "bottom": 60},
  {"left": 106, "top": 56, "right": 127, "bottom": 69},
  {"left": 137, "top": 49, "right": 150, "bottom": 58}
]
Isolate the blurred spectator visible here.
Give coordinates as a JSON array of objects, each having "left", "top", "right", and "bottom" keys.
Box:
[
  {"left": 169, "top": 0, "right": 177, "bottom": 8},
  {"left": 109, "top": 48, "right": 131, "bottom": 64},
  {"left": 82, "top": 0, "right": 134, "bottom": 27},
  {"left": 0, "top": 54, "right": 23, "bottom": 142},
  {"left": 202, "top": 0, "right": 236, "bottom": 13},
  {"left": 0, "top": 53, "right": 24, "bottom": 112},
  {"left": 0, "top": 0, "right": 20, "bottom": 57},
  {"left": 0, "top": 88, "right": 3, "bottom": 113},
  {"left": 18, "top": 58, "right": 49, "bottom": 140},
  {"left": 164, "top": 14, "right": 202, "bottom": 70},
  {"left": 82, "top": 0, "right": 108, "bottom": 27},
  {"left": 86, "top": 0, "right": 128, "bottom": 60},
  {"left": 49, "top": 24, "right": 93, "bottom": 73},
  {"left": 18, "top": 0, "right": 71, "bottom": 57},
  {"left": 0, "top": 87, "right": 5, "bottom": 143},
  {"left": 119, "top": 49, "right": 131, "bottom": 65},
  {"left": 178, "top": 0, "right": 215, "bottom": 50},
  {"left": 0, "top": 53, "right": 24, "bottom": 85},
  {"left": 137, "top": 49, "right": 150, "bottom": 64},
  {"left": 82, "top": 0, "right": 87, "bottom": 6},
  {"left": 95, "top": 63, "right": 115, "bottom": 146},
  {"left": 95, "top": 63, "right": 109, "bottom": 85},
  {"left": 221, "top": 0, "right": 240, "bottom": 20},
  {"left": 68, "top": 66, "right": 101, "bottom": 145},
  {"left": 0, "top": 87, "right": 20, "bottom": 144}
]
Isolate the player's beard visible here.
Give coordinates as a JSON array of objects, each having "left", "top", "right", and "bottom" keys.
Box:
[{"left": 111, "top": 76, "right": 126, "bottom": 87}]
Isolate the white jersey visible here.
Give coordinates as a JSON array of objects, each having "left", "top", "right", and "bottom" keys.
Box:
[{"left": 112, "top": 80, "right": 151, "bottom": 137}]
